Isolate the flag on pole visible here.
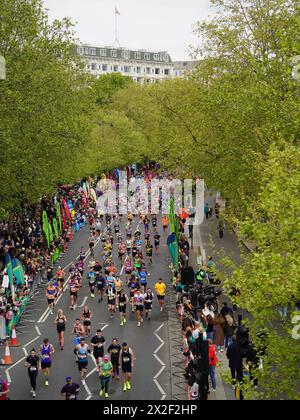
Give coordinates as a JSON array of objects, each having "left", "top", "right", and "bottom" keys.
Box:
[
  {"left": 115, "top": 6, "right": 120, "bottom": 15},
  {"left": 12, "top": 258, "right": 25, "bottom": 286},
  {"left": 5, "top": 253, "right": 15, "bottom": 301}
]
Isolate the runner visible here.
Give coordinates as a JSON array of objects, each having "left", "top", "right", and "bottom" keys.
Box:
[
  {"left": 91, "top": 329, "right": 106, "bottom": 367},
  {"left": 61, "top": 377, "right": 80, "bottom": 400},
  {"left": 107, "top": 338, "right": 121, "bottom": 379},
  {"left": 95, "top": 219, "right": 101, "bottom": 237},
  {"left": 114, "top": 276, "right": 123, "bottom": 308},
  {"left": 124, "top": 256, "right": 133, "bottom": 281},
  {"left": 75, "top": 338, "right": 90, "bottom": 382},
  {"left": 87, "top": 269, "right": 96, "bottom": 298},
  {"left": 127, "top": 275, "right": 140, "bottom": 312},
  {"left": 96, "top": 271, "right": 106, "bottom": 303},
  {"left": 155, "top": 278, "right": 167, "bottom": 312},
  {"left": 25, "top": 348, "right": 40, "bottom": 398},
  {"left": 56, "top": 266, "right": 65, "bottom": 294},
  {"left": 119, "top": 289, "right": 129, "bottom": 326},
  {"left": 152, "top": 214, "right": 157, "bottom": 229},
  {"left": 39, "top": 338, "right": 55, "bottom": 386},
  {"left": 54, "top": 309, "right": 67, "bottom": 350},
  {"left": 72, "top": 319, "right": 85, "bottom": 360},
  {"left": 118, "top": 239, "right": 126, "bottom": 265},
  {"left": 88, "top": 232, "right": 96, "bottom": 258},
  {"left": 134, "top": 289, "right": 145, "bottom": 327},
  {"left": 99, "top": 355, "right": 113, "bottom": 398},
  {"left": 46, "top": 281, "right": 58, "bottom": 315},
  {"left": 162, "top": 215, "right": 169, "bottom": 233},
  {"left": 154, "top": 229, "right": 161, "bottom": 255},
  {"left": 145, "top": 239, "right": 153, "bottom": 264},
  {"left": 144, "top": 288, "right": 154, "bottom": 320},
  {"left": 119, "top": 343, "right": 134, "bottom": 392},
  {"left": 106, "top": 284, "right": 116, "bottom": 318},
  {"left": 69, "top": 275, "right": 80, "bottom": 310},
  {"left": 139, "top": 267, "right": 149, "bottom": 289},
  {"left": 81, "top": 305, "right": 92, "bottom": 336}
]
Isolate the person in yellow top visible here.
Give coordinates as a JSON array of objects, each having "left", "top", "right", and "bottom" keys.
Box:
[{"left": 155, "top": 278, "right": 166, "bottom": 312}]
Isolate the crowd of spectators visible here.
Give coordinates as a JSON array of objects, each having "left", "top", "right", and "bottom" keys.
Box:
[{"left": 0, "top": 185, "right": 89, "bottom": 342}]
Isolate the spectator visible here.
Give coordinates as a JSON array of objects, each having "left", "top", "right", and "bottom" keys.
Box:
[{"left": 226, "top": 335, "right": 243, "bottom": 386}]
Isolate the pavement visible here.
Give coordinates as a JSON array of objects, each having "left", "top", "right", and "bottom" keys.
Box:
[{"left": 0, "top": 216, "right": 173, "bottom": 401}]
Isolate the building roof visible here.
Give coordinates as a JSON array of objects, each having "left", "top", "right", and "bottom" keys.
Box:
[{"left": 76, "top": 45, "right": 173, "bottom": 64}]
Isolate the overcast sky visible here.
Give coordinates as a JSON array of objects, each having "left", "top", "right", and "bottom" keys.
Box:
[{"left": 43, "top": 0, "right": 217, "bottom": 61}]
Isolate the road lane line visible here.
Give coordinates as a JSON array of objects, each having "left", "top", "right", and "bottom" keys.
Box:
[
  {"left": 24, "top": 335, "right": 40, "bottom": 348},
  {"left": 153, "top": 322, "right": 167, "bottom": 398},
  {"left": 78, "top": 296, "right": 88, "bottom": 308},
  {"left": 23, "top": 347, "right": 28, "bottom": 357},
  {"left": 35, "top": 326, "right": 41, "bottom": 336},
  {"left": 5, "top": 357, "right": 26, "bottom": 384}
]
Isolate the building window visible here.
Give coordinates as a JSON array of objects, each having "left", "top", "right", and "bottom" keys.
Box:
[
  {"left": 135, "top": 52, "right": 141, "bottom": 60},
  {"left": 100, "top": 49, "right": 107, "bottom": 57},
  {"left": 91, "top": 63, "right": 97, "bottom": 70},
  {"left": 102, "top": 64, "right": 108, "bottom": 71},
  {"left": 164, "top": 68, "right": 170, "bottom": 76},
  {"left": 85, "top": 47, "right": 96, "bottom": 56},
  {"left": 144, "top": 53, "right": 150, "bottom": 60},
  {"left": 136, "top": 67, "right": 141, "bottom": 74},
  {"left": 113, "top": 65, "right": 119, "bottom": 72},
  {"left": 124, "top": 66, "right": 131, "bottom": 73},
  {"left": 121, "top": 50, "right": 130, "bottom": 59},
  {"left": 137, "top": 77, "right": 143, "bottom": 84},
  {"left": 154, "top": 54, "right": 160, "bottom": 61},
  {"left": 146, "top": 67, "right": 151, "bottom": 74},
  {"left": 155, "top": 68, "right": 160, "bottom": 75},
  {"left": 111, "top": 50, "right": 118, "bottom": 58}
]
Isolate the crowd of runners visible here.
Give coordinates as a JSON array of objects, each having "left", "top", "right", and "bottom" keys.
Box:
[{"left": 20, "top": 172, "right": 170, "bottom": 400}]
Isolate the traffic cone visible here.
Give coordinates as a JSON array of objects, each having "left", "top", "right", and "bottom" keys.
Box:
[
  {"left": 9, "top": 327, "right": 20, "bottom": 347},
  {"left": 1, "top": 341, "right": 13, "bottom": 365}
]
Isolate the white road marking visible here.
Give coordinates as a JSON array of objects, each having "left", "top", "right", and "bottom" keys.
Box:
[
  {"left": 81, "top": 379, "right": 92, "bottom": 397},
  {"left": 35, "top": 326, "right": 41, "bottom": 336},
  {"left": 24, "top": 335, "right": 40, "bottom": 348},
  {"left": 23, "top": 347, "right": 28, "bottom": 357},
  {"left": 153, "top": 322, "right": 167, "bottom": 399},
  {"left": 78, "top": 296, "right": 88, "bottom": 308},
  {"left": 5, "top": 357, "right": 26, "bottom": 384}
]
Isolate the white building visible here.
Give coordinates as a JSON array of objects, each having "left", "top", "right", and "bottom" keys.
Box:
[{"left": 76, "top": 45, "right": 175, "bottom": 83}]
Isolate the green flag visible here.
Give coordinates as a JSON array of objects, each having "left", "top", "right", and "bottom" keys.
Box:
[
  {"left": 56, "top": 201, "right": 62, "bottom": 234},
  {"left": 48, "top": 222, "right": 53, "bottom": 243},
  {"left": 12, "top": 258, "right": 25, "bottom": 286},
  {"left": 53, "top": 218, "right": 59, "bottom": 240},
  {"left": 42, "top": 210, "right": 50, "bottom": 247},
  {"left": 169, "top": 197, "right": 176, "bottom": 234}
]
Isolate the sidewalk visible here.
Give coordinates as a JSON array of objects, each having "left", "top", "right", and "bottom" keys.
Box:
[{"left": 187, "top": 191, "right": 253, "bottom": 400}]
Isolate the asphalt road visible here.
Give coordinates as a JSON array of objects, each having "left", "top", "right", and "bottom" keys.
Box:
[{"left": 0, "top": 215, "right": 172, "bottom": 400}]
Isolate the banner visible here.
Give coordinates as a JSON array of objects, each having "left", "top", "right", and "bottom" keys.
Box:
[
  {"left": 169, "top": 197, "right": 176, "bottom": 234},
  {"left": 53, "top": 218, "right": 59, "bottom": 240},
  {"left": 5, "top": 253, "right": 15, "bottom": 301},
  {"left": 56, "top": 201, "right": 62, "bottom": 234},
  {"left": 62, "top": 198, "right": 72, "bottom": 221},
  {"left": 167, "top": 233, "right": 179, "bottom": 272},
  {"left": 42, "top": 210, "right": 50, "bottom": 247},
  {"left": 61, "top": 204, "right": 67, "bottom": 230},
  {"left": 12, "top": 258, "right": 25, "bottom": 286}
]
